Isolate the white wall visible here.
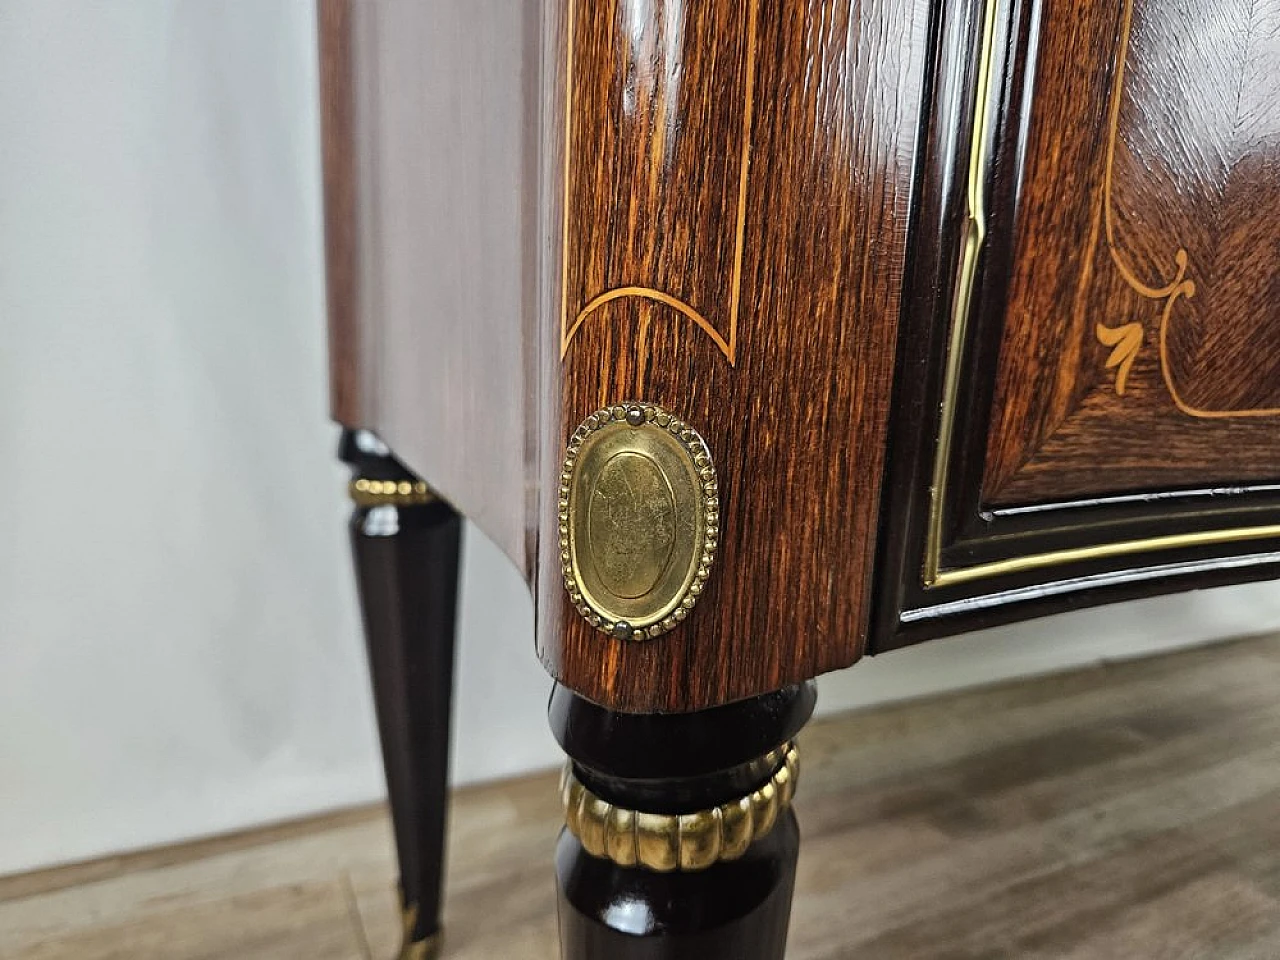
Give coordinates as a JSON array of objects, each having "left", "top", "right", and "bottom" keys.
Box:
[{"left": 1, "top": 1, "right": 1277, "bottom": 879}]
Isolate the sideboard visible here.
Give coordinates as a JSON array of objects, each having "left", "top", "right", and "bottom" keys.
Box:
[{"left": 318, "top": 0, "right": 1280, "bottom": 956}]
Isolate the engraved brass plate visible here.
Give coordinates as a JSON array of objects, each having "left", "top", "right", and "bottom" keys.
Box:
[{"left": 559, "top": 403, "right": 718, "bottom": 640}]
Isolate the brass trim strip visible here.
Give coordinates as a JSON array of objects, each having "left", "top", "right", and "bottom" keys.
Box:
[
  {"left": 348, "top": 478, "right": 437, "bottom": 507},
  {"left": 932, "top": 524, "right": 1280, "bottom": 588},
  {"left": 399, "top": 932, "right": 440, "bottom": 960},
  {"left": 922, "top": 0, "right": 1280, "bottom": 590},
  {"left": 923, "top": 0, "right": 1000, "bottom": 587},
  {"left": 561, "top": 742, "right": 799, "bottom": 873}
]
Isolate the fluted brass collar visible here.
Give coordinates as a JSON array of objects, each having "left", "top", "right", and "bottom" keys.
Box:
[
  {"left": 348, "top": 478, "right": 436, "bottom": 507},
  {"left": 561, "top": 742, "right": 799, "bottom": 873}
]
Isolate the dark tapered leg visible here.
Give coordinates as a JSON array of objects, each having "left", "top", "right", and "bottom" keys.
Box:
[
  {"left": 550, "top": 684, "right": 815, "bottom": 960},
  {"left": 340, "top": 429, "right": 462, "bottom": 960}
]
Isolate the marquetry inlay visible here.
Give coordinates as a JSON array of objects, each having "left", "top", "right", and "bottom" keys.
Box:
[
  {"left": 558, "top": 0, "right": 760, "bottom": 365},
  {"left": 1092, "top": 0, "right": 1280, "bottom": 419}
]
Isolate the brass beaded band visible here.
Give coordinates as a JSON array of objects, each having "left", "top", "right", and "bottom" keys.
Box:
[
  {"left": 348, "top": 478, "right": 437, "bottom": 507},
  {"left": 560, "top": 742, "right": 799, "bottom": 873}
]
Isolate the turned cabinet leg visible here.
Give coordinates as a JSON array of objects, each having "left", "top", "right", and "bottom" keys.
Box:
[
  {"left": 340, "top": 429, "right": 462, "bottom": 960},
  {"left": 549, "top": 683, "right": 815, "bottom": 960}
]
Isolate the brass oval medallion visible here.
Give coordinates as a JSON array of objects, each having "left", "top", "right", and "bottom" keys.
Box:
[
  {"left": 587, "top": 451, "right": 676, "bottom": 599},
  {"left": 559, "top": 403, "right": 718, "bottom": 641}
]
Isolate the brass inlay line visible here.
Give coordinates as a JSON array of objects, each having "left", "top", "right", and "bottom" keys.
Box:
[
  {"left": 922, "top": 0, "right": 1280, "bottom": 590},
  {"left": 728, "top": 0, "right": 760, "bottom": 362},
  {"left": 559, "top": 0, "right": 760, "bottom": 365},
  {"left": 931, "top": 523, "right": 1280, "bottom": 588},
  {"left": 561, "top": 742, "right": 798, "bottom": 872},
  {"left": 558, "top": 0, "right": 576, "bottom": 361},
  {"left": 1094, "top": 0, "right": 1280, "bottom": 418},
  {"left": 923, "top": 0, "right": 1001, "bottom": 587}
]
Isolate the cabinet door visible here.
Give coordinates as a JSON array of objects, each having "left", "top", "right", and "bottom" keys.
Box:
[{"left": 876, "top": 0, "right": 1280, "bottom": 650}]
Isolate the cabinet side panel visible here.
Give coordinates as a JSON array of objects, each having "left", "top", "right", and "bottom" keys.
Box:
[
  {"left": 317, "top": 0, "right": 538, "bottom": 576},
  {"left": 318, "top": 0, "right": 361, "bottom": 425}
]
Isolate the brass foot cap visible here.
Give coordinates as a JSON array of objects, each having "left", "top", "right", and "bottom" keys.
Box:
[{"left": 399, "top": 931, "right": 441, "bottom": 960}]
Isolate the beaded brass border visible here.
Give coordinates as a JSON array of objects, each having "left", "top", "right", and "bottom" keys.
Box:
[
  {"left": 559, "top": 402, "right": 719, "bottom": 641},
  {"left": 560, "top": 743, "right": 799, "bottom": 873},
  {"left": 348, "top": 478, "right": 437, "bottom": 507}
]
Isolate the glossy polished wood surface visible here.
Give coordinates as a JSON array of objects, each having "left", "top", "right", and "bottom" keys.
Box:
[
  {"left": 984, "top": 0, "right": 1280, "bottom": 504},
  {"left": 538, "top": 0, "right": 931, "bottom": 712},
  {"left": 340, "top": 431, "right": 461, "bottom": 953},
  {"left": 871, "top": 0, "right": 1280, "bottom": 648},
  {"left": 320, "top": 0, "right": 1280, "bottom": 695},
  {"left": 317, "top": 0, "right": 538, "bottom": 576},
  {"left": 319, "top": 0, "right": 360, "bottom": 426}
]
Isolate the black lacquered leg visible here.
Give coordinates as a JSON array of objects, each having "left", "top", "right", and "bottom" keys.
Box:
[
  {"left": 341, "top": 429, "right": 462, "bottom": 960},
  {"left": 550, "top": 684, "right": 815, "bottom": 960}
]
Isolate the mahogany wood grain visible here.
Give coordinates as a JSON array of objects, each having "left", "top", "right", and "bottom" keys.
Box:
[
  {"left": 319, "top": 0, "right": 1280, "bottom": 697},
  {"left": 983, "top": 0, "right": 1280, "bottom": 505},
  {"left": 537, "top": 0, "right": 931, "bottom": 712},
  {"left": 316, "top": 0, "right": 538, "bottom": 575},
  {"left": 318, "top": 0, "right": 360, "bottom": 426}
]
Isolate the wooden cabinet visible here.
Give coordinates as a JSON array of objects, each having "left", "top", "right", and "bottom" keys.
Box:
[
  {"left": 320, "top": 0, "right": 1280, "bottom": 707},
  {"left": 319, "top": 1, "right": 1280, "bottom": 955}
]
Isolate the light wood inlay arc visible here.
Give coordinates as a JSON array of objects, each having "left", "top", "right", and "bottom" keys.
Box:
[
  {"left": 557, "top": 0, "right": 762, "bottom": 365},
  {"left": 566, "top": 287, "right": 730, "bottom": 360}
]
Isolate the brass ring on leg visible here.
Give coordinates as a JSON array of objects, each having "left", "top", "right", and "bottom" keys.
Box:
[
  {"left": 560, "top": 742, "right": 800, "bottom": 872},
  {"left": 348, "top": 478, "right": 437, "bottom": 507}
]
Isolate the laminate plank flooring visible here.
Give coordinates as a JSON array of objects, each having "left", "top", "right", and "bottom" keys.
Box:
[{"left": 4, "top": 634, "right": 1280, "bottom": 958}]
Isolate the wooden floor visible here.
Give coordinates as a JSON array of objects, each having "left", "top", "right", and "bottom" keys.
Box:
[{"left": 6, "top": 634, "right": 1280, "bottom": 958}]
